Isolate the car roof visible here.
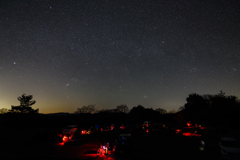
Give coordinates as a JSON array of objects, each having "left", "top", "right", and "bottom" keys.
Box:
[{"left": 221, "top": 137, "right": 237, "bottom": 141}]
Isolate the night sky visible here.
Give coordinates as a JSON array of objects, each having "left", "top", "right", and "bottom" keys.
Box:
[{"left": 1, "top": 0, "right": 239, "bottom": 113}]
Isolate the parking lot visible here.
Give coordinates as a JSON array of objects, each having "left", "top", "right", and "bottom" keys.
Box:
[{"left": 0, "top": 126, "right": 226, "bottom": 160}]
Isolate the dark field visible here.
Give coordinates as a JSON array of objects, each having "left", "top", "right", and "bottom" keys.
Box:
[{"left": 0, "top": 126, "right": 226, "bottom": 160}]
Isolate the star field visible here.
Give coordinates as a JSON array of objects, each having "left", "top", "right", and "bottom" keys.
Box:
[{"left": 0, "top": 0, "right": 240, "bottom": 113}]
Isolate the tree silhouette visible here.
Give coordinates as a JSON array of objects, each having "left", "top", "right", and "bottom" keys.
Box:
[
  {"left": 0, "top": 108, "right": 8, "bottom": 114},
  {"left": 129, "top": 105, "right": 145, "bottom": 115},
  {"left": 9, "top": 94, "right": 38, "bottom": 114},
  {"left": 75, "top": 104, "right": 96, "bottom": 114},
  {"left": 167, "top": 109, "right": 177, "bottom": 114},
  {"left": 116, "top": 104, "right": 129, "bottom": 113},
  {"left": 155, "top": 108, "right": 167, "bottom": 114},
  {"left": 180, "top": 91, "right": 240, "bottom": 127}
]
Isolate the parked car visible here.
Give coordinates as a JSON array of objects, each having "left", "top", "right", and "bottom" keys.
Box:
[
  {"left": 219, "top": 137, "right": 240, "bottom": 159},
  {"left": 62, "top": 125, "right": 77, "bottom": 136}
]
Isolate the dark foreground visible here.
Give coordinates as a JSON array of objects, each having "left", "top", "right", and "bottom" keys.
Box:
[{"left": 0, "top": 127, "right": 225, "bottom": 160}]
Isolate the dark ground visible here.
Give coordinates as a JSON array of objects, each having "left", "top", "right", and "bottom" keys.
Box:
[{"left": 0, "top": 127, "right": 226, "bottom": 160}]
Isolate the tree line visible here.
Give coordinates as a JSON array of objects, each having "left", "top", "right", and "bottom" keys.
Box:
[
  {"left": 1, "top": 91, "right": 240, "bottom": 129},
  {"left": 0, "top": 94, "right": 171, "bottom": 115},
  {"left": 176, "top": 90, "right": 240, "bottom": 128},
  {"left": 74, "top": 104, "right": 170, "bottom": 115}
]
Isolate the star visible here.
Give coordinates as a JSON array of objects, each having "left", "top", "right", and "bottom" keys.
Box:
[{"left": 0, "top": 0, "right": 239, "bottom": 114}]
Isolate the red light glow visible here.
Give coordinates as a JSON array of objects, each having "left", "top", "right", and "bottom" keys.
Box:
[
  {"left": 57, "top": 142, "right": 64, "bottom": 146},
  {"left": 176, "top": 129, "right": 182, "bottom": 134},
  {"left": 57, "top": 133, "right": 62, "bottom": 137},
  {"left": 182, "top": 132, "right": 201, "bottom": 137},
  {"left": 120, "top": 125, "right": 125, "bottom": 129},
  {"left": 81, "top": 130, "right": 88, "bottom": 134},
  {"left": 187, "top": 122, "right": 192, "bottom": 127},
  {"left": 62, "top": 135, "right": 68, "bottom": 143}
]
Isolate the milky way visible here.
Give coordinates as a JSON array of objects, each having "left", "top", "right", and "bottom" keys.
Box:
[{"left": 0, "top": 0, "right": 239, "bottom": 113}]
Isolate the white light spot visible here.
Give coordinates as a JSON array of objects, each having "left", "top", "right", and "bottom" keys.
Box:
[{"left": 66, "top": 83, "right": 70, "bottom": 86}]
